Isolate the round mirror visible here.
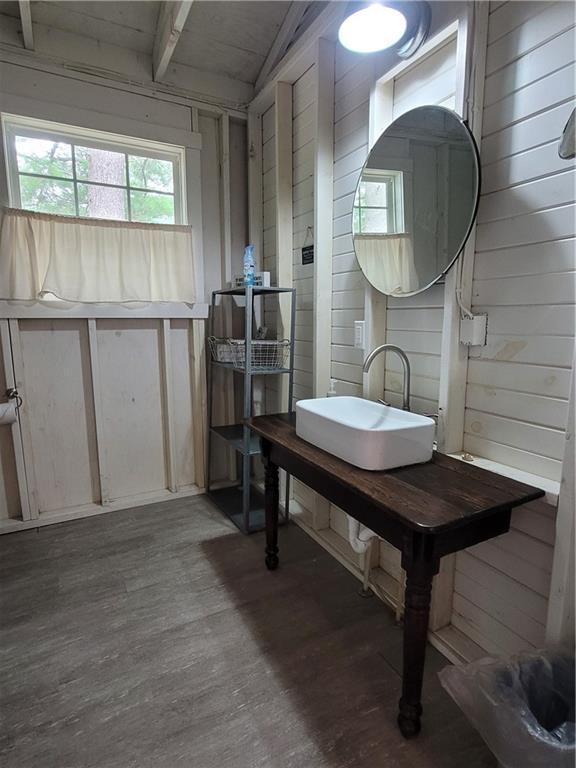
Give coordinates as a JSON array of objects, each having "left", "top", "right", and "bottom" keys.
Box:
[{"left": 352, "top": 105, "right": 480, "bottom": 297}]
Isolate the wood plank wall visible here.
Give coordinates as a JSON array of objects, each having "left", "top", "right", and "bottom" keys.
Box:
[
  {"left": 464, "top": 0, "right": 576, "bottom": 483},
  {"left": 262, "top": 104, "right": 278, "bottom": 287},
  {"left": 331, "top": 39, "right": 457, "bottom": 414},
  {"left": 289, "top": 1, "right": 574, "bottom": 658},
  {"left": 290, "top": 64, "right": 322, "bottom": 513},
  {"left": 0, "top": 57, "right": 247, "bottom": 524},
  {"left": 331, "top": 39, "right": 459, "bottom": 585},
  {"left": 261, "top": 104, "right": 280, "bottom": 412},
  {"left": 331, "top": 52, "right": 372, "bottom": 397},
  {"left": 0, "top": 336, "right": 20, "bottom": 521},
  {"left": 451, "top": 0, "right": 575, "bottom": 655},
  {"left": 0, "top": 318, "right": 200, "bottom": 522},
  {"left": 261, "top": 70, "right": 318, "bottom": 412},
  {"left": 292, "top": 65, "right": 316, "bottom": 403},
  {"left": 385, "top": 39, "right": 457, "bottom": 414},
  {"left": 328, "top": 52, "right": 375, "bottom": 564}
]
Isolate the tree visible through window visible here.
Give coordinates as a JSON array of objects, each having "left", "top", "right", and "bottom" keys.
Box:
[
  {"left": 353, "top": 171, "right": 404, "bottom": 235},
  {"left": 4, "top": 115, "right": 184, "bottom": 224}
]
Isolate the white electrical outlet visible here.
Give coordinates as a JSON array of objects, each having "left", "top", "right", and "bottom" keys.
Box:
[
  {"left": 460, "top": 314, "right": 487, "bottom": 346},
  {"left": 354, "top": 320, "right": 365, "bottom": 349}
]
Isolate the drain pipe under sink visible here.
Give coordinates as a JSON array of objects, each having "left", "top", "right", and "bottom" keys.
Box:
[
  {"left": 347, "top": 516, "right": 377, "bottom": 555},
  {"left": 348, "top": 516, "right": 405, "bottom": 619},
  {"left": 348, "top": 517, "right": 379, "bottom": 596}
]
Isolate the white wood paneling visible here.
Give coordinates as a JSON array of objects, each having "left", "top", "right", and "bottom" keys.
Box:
[
  {"left": 262, "top": 104, "right": 277, "bottom": 281},
  {"left": 87, "top": 319, "right": 110, "bottom": 505},
  {"left": 546, "top": 369, "right": 575, "bottom": 644},
  {"left": 275, "top": 81, "right": 293, "bottom": 418},
  {"left": 328, "top": 32, "right": 460, "bottom": 585},
  {"left": 0, "top": 322, "right": 23, "bottom": 520},
  {"left": 472, "top": 238, "right": 576, "bottom": 280},
  {"left": 292, "top": 65, "right": 316, "bottom": 402},
  {"left": 464, "top": 0, "right": 576, "bottom": 483},
  {"left": 0, "top": 8, "right": 253, "bottom": 109},
  {"left": 385, "top": 37, "right": 458, "bottom": 417},
  {"left": 392, "top": 40, "right": 457, "bottom": 117},
  {"left": 5, "top": 320, "right": 39, "bottom": 518},
  {"left": 191, "top": 319, "right": 207, "bottom": 489},
  {"left": 18, "top": 320, "right": 98, "bottom": 513},
  {"left": 0, "top": 8, "right": 244, "bottom": 529},
  {"left": 453, "top": 496, "right": 556, "bottom": 655},
  {"left": 485, "top": 1, "right": 575, "bottom": 77},
  {"left": 249, "top": 0, "right": 575, "bottom": 663},
  {"left": 170, "top": 319, "right": 196, "bottom": 488},
  {"left": 330, "top": 55, "right": 371, "bottom": 401},
  {"left": 259, "top": 103, "right": 279, "bottom": 413},
  {"left": 481, "top": 101, "right": 574, "bottom": 166},
  {"left": 454, "top": 0, "right": 576, "bottom": 656},
  {"left": 96, "top": 320, "right": 168, "bottom": 500}
]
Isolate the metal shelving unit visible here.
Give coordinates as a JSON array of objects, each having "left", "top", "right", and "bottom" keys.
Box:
[{"left": 206, "top": 286, "right": 295, "bottom": 534}]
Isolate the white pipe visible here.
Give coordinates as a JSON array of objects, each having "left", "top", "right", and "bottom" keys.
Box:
[
  {"left": 347, "top": 514, "right": 379, "bottom": 554},
  {"left": 362, "top": 538, "right": 374, "bottom": 593}
]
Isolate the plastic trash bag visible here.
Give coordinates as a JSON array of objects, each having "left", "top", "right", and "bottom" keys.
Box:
[{"left": 439, "top": 648, "right": 575, "bottom": 768}]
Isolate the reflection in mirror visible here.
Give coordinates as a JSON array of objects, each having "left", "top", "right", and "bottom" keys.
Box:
[{"left": 352, "top": 106, "right": 480, "bottom": 297}]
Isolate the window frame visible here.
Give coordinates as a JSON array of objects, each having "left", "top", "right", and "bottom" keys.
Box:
[
  {"left": 353, "top": 168, "right": 405, "bottom": 235},
  {"left": 2, "top": 113, "right": 188, "bottom": 225}
]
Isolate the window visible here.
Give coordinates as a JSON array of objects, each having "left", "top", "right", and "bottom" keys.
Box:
[
  {"left": 353, "top": 170, "right": 404, "bottom": 234},
  {"left": 2, "top": 114, "right": 187, "bottom": 224}
]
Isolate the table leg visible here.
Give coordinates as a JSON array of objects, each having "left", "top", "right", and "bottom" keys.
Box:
[
  {"left": 398, "top": 537, "right": 438, "bottom": 738},
  {"left": 263, "top": 452, "right": 279, "bottom": 571}
]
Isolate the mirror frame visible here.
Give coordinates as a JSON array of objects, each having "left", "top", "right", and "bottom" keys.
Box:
[{"left": 353, "top": 105, "right": 481, "bottom": 298}]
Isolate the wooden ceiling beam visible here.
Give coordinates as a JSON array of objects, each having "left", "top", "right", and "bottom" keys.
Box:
[
  {"left": 18, "top": 0, "right": 34, "bottom": 50},
  {"left": 153, "top": 1, "right": 194, "bottom": 83},
  {"left": 255, "top": 2, "right": 308, "bottom": 92}
]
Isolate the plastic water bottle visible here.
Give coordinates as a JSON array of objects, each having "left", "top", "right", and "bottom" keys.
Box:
[{"left": 243, "top": 245, "right": 255, "bottom": 286}]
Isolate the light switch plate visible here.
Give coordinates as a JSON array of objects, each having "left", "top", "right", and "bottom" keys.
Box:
[
  {"left": 354, "top": 320, "right": 365, "bottom": 349},
  {"left": 460, "top": 314, "right": 487, "bottom": 346}
]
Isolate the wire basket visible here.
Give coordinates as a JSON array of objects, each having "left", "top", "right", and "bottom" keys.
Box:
[
  {"left": 209, "top": 336, "right": 290, "bottom": 370},
  {"left": 208, "top": 337, "right": 236, "bottom": 363}
]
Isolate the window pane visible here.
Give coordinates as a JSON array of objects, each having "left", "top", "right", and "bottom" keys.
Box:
[
  {"left": 363, "top": 209, "right": 390, "bottom": 234},
  {"left": 128, "top": 155, "right": 174, "bottom": 193},
  {"left": 78, "top": 182, "right": 128, "bottom": 220},
  {"left": 15, "top": 137, "right": 73, "bottom": 178},
  {"left": 363, "top": 180, "right": 388, "bottom": 206},
  {"left": 75, "top": 146, "right": 126, "bottom": 185},
  {"left": 19, "top": 175, "right": 76, "bottom": 215},
  {"left": 130, "top": 190, "right": 174, "bottom": 224}
]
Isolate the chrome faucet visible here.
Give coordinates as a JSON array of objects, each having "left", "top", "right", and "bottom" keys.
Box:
[{"left": 362, "top": 344, "right": 411, "bottom": 411}]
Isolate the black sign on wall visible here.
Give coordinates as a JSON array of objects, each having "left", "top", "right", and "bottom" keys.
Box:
[{"left": 302, "top": 245, "right": 314, "bottom": 265}]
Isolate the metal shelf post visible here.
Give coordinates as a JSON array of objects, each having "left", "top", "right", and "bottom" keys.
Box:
[{"left": 206, "top": 286, "right": 296, "bottom": 533}]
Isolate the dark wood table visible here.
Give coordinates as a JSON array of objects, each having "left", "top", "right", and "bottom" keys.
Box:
[{"left": 248, "top": 413, "right": 545, "bottom": 738}]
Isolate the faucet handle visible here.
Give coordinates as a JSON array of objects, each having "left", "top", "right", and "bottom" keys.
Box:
[{"left": 377, "top": 398, "right": 391, "bottom": 407}]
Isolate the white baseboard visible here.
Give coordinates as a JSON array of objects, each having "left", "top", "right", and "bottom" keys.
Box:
[{"left": 0, "top": 485, "right": 203, "bottom": 534}]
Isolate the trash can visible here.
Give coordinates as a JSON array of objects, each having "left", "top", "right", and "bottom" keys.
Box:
[{"left": 439, "top": 649, "right": 575, "bottom": 768}]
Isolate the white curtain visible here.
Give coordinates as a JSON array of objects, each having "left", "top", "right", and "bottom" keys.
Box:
[
  {"left": 0, "top": 208, "right": 197, "bottom": 303},
  {"left": 355, "top": 234, "right": 419, "bottom": 295}
]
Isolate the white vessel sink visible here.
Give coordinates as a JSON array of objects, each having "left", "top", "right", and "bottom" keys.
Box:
[{"left": 295, "top": 396, "right": 435, "bottom": 471}]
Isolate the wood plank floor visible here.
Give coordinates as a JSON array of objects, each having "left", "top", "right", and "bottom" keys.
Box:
[{"left": 0, "top": 497, "right": 496, "bottom": 768}]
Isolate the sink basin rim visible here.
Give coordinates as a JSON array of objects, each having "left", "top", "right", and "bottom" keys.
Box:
[
  {"left": 295, "top": 396, "right": 435, "bottom": 471},
  {"left": 296, "top": 396, "right": 435, "bottom": 431}
]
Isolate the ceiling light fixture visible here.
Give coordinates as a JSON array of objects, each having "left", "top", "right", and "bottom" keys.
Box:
[{"left": 338, "top": 2, "right": 431, "bottom": 59}]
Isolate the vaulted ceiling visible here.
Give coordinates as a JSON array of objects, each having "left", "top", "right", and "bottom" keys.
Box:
[{"left": 0, "top": 1, "right": 326, "bottom": 100}]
